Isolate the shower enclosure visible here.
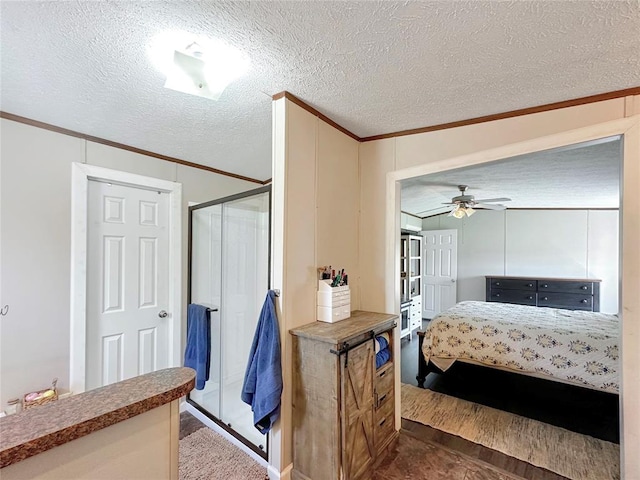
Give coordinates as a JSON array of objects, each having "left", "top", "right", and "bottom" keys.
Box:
[{"left": 187, "top": 186, "right": 271, "bottom": 457}]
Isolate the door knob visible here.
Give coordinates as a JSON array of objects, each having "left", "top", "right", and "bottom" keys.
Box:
[{"left": 158, "top": 310, "right": 168, "bottom": 318}]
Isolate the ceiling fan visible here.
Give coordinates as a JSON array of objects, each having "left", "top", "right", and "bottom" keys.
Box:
[{"left": 444, "top": 185, "right": 511, "bottom": 218}]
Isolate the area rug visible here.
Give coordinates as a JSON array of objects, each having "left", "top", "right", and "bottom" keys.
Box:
[
  {"left": 401, "top": 383, "right": 619, "bottom": 480},
  {"left": 179, "top": 427, "right": 267, "bottom": 480}
]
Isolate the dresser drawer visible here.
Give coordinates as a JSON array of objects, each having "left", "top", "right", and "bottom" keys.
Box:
[
  {"left": 490, "top": 278, "right": 536, "bottom": 291},
  {"left": 538, "top": 293, "right": 593, "bottom": 311},
  {"left": 375, "top": 364, "right": 394, "bottom": 402},
  {"left": 374, "top": 394, "right": 395, "bottom": 452},
  {"left": 488, "top": 289, "right": 537, "bottom": 306},
  {"left": 538, "top": 281, "right": 593, "bottom": 294}
]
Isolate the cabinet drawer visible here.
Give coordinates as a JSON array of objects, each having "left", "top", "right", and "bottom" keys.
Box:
[
  {"left": 488, "top": 289, "right": 537, "bottom": 306},
  {"left": 538, "top": 281, "right": 593, "bottom": 294},
  {"left": 374, "top": 397, "right": 395, "bottom": 452},
  {"left": 490, "top": 278, "right": 536, "bottom": 291},
  {"left": 538, "top": 293, "right": 593, "bottom": 311},
  {"left": 375, "top": 366, "right": 394, "bottom": 408}
]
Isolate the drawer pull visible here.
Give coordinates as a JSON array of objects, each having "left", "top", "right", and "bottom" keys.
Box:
[
  {"left": 379, "top": 418, "right": 386, "bottom": 427},
  {"left": 581, "top": 299, "right": 588, "bottom": 304},
  {"left": 379, "top": 370, "right": 387, "bottom": 377},
  {"left": 541, "top": 284, "right": 548, "bottom": 288},
  {"left": 581, "top": 286, "right": 588, "bottom": 290},
  {"left": 379, "top": 394, "right": 387, "bottom": 404},
  {"left": 494, "top": 293, "right": 500, "bottom": 297},
  {"left": 527, "top": 283, "right": 533, "bottom": 287},
  {"left": 527, "top": 296, "right": 533, "bottom": 300},
  {"left": 495, "top": 282, "right": 501, "bottom": 286},
  {"left": 542, "top": 296, "right": 548, "bottom": 301}
]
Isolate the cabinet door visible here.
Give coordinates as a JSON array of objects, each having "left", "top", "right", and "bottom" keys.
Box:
[{"left": 341, "top": 341, "right": 375, "bottom": 480}]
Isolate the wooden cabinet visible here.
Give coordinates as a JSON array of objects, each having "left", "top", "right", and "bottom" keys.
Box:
[
  {"left": 486, "top": 276, "right": 601, "bottom": 312},
  {"left": 401, "top": 234, "right": 422, "bottom": 338},
  {"left": 290, "top": 311, "right": 398, "bottom": 480}
]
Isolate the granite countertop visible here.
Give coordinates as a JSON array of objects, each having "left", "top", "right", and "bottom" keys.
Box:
[{"left": 0, "top": 367, "right": 195, "bottom": 468}]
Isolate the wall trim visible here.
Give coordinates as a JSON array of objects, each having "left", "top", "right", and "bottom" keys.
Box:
[
  {"left": 419, "top": 207, "right": 620, "bottom": 220},
  {"left": 69, "top": 163, "right": 183, "bottom": 394},
  {"left": 273, "top": 87, "right": 640, "bottom": 143},
  {"left": 272, "top": 91, "right": 360, "bottom": 141},
  {"left": 0, "top": 111, "right": 266, "bottom": 185}
]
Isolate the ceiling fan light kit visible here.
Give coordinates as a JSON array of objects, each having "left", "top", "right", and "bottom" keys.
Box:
[{"left": 444, "top": 185, "right": 511, "bottom": 219}]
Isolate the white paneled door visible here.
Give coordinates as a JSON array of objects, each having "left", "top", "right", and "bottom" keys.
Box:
[
  {"left": 422, "top": 229, "right": 458, "bottom": 319},
  {"left": 86, "top": 180, "right": 169, "bottom": 390}
]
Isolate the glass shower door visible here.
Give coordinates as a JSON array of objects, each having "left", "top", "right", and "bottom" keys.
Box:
[{"left": 188, "top": 186, "right": 270, "bottom": 456}]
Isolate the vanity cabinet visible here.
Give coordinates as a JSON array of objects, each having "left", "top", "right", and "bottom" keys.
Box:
[{"left": 290, "top": 311, "right": 398, "bottom": 480}]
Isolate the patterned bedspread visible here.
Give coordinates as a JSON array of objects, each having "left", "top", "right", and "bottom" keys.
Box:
[{"left": 422, "top": 301, "right": 619, "bottom": 394}]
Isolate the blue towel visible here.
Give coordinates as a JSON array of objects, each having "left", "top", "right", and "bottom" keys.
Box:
[
  {"left": 241, "top": 290, "right": 282, "bottom": 434},
  {"left": 375, "top": 335, "right": 389, "bottom": 352},
  {"left": 184, "top": 304, "right": 211, "bottom": 390},
  {"left": 376, "top": 347, "right": 391, "bottom": 369}
]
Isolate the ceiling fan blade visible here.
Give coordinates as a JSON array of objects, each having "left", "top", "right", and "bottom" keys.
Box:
[
  {"left": 476, "top": 203, "right": 507, "bottom": 210},
  {"left": 416, "top": 206, "right": 454, "bottom": 217},
  {"left": 474, "top": 197, "right": 511, "bottom": 203}
]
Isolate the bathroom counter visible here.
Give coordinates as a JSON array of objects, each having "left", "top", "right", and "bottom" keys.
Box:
[{"left": 0, "top": 367, "right": 195, "bottom": 469}]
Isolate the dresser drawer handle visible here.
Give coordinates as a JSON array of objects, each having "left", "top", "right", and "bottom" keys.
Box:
[
  {"left": 379, "top": 418, "right": 386, "bottom": 427},
  {"left": 526, "top": 283, "right": 533, "bottom": 287},
  {"left": 494, "top": 293, "right": 500, "bottom": 297},
  {"left": 527, "top": 296, "right": 533, "bottom": 300},
  {"left": 541, "top": 284, "right": 548, "bottom": 288},
  {"left": 378, "top": 394, "right": 387, "bottom": 404},
  {"left": 581, "top": 286, "right": 588, "bottom": 290},
  {"left": 379, "top": 370, "right": 387, "bottom": 377},
  {"left": 495, "top": 282, "right": 501, "bottom": 286},
  {"left": 581, "top": 299, "right": 588, "bottom": 304},
  {"left": 542, "top": 296, "right": 548, "bottom": 301}
]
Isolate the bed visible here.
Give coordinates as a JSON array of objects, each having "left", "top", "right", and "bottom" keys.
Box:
[{"left": 417, "top": 301, "right": 619, "bottom": 394}]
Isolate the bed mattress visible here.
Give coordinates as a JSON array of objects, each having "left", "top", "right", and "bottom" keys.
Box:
[{"left": 421, "top": 301, "right": 619, "bottom": 394}]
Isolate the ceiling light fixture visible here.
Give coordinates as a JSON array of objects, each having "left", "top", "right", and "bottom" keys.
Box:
[
  {"left": 448, "top": 204, "right": 475, "bottom": 219},
  {"left": 148, "top": 31, "right": 250, "bottom": 101}
]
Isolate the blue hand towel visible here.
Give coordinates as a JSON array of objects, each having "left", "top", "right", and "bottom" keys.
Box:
[
  {"left": 184, "top": 304, "right": 211, "bottom": 390},
  {"left": 376, "top": 347, "right": 391, "bottom": 369},
  {"left": 241, "top": 290, "right": 283, "bottom": 434}
]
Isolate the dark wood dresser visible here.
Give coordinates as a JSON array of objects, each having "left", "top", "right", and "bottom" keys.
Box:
[
  {"left": 485, "top": 276, "right": 601, "bottom": 312},
  {"left": 290, "top": 311, "right": 398, "bottom": 480}
]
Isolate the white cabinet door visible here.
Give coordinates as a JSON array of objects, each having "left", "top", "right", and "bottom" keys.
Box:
[
  {"left": 86, "top": 181, "right": 170, "bottom": 390},
  {"left": 422, "top": 230, "right": 458, "bottom": 319}
]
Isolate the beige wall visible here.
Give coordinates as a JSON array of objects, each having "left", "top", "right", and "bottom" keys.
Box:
[
  {"left": 0, "top": 119, "right": 257, "bottom": 407},
  {"left": 270, "top": 98, "right": 360, "bottom": 477},
  {"left": 359, "top": 96, "right": 640, "bottom": 478}
]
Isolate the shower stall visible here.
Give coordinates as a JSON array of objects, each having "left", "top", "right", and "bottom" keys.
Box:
[{"left": 187, "top": 186, "right": 271, "bottom": 457}]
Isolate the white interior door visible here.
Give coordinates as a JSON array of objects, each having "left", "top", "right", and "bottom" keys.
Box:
[
  {"left": 86, "top": 180, "right": 170, "bottom": 390},
  {"left": 422, "top": 229, "right": 458, "bottom": 319}
]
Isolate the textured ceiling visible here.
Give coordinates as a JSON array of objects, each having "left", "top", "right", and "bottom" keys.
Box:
[
  {"left": 401, "top": 137, "right": 622, "bottom": 217},
  {"left": 1, "top": 2, "right": 639, "bottom": 181}
]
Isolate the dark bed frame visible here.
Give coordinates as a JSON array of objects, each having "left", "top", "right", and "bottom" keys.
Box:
[{"left": 416, "top": 330, "right": 440, "bottom": 388}]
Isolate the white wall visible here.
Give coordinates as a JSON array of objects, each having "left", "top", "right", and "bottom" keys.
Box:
[
  {"left": 422, "top": 209, "right": 619, "bottom": 313},
  {"left": 0, "top": 118, "right": 257, "bottom": 407},
  {"left": 270, "top": 98, "right": 360, "bottom": 478},
  {"left": 400, "top": 212, "right": 422, "bottom": 232},
  {"left": 359, "top": 95, "right": 640, "bottom": 478}
]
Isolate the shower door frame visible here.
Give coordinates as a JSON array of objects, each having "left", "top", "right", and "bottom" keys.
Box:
[{"left": 186, "top": 184, "right": 272, "bottom": 459}]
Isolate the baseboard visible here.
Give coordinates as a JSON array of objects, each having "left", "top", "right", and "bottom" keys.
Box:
[{"left": 268, "top": 463, "right": 292, "bottom": 480}]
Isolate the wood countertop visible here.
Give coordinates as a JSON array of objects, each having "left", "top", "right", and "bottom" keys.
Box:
[
  {"left": 290, "top": 310, "right": 398, "bottom": 345},
  {"left": 0, "top": 367, "right": 195, "bottom": 468}
]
